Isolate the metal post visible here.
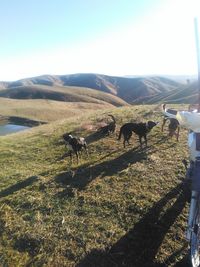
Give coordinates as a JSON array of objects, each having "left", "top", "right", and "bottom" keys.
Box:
[{"left": 194, "top": 18, "right": 200, "bottom": 111}]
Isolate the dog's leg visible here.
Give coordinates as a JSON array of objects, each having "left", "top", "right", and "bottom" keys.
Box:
[
  {"left": 75, "top": 150, "right": 79, "bottom": 164},
  {"left": 83, "top": 144, "right": 89, "bottom": 157},
  {"left": 144, "top": 134, "right": 147, "bottom": 146},
  {"left": 176, "top": 126, "right": 180, "bottom": 141},
  {"left": 140, "top": 135, "right": 145, "bottom": 146},
  {"left": 78, "top": 150, "right": 82, "bottom": 160},
  {"left": 168, "top": 128, "right": 174, "bottom": 138},
  {"left": 69, "top": 151, "right": 73, "bottom": 163},
  {"left": 139, "top": 135, "right": 143, "bottom": 147},
  {"left": 123, "top": 133, "right": 130, "bottom": 148},
  {"left": 161, "top": 118, "right": 167, "bottom": 132},
  {"left": 123, "top": 135, "right": 129, "bottom": 148},
  {"left": 126, "top": 133, "right": 132, "bottom": 147},
  {"left": 123, "top": 137, "right": 126, "bottom": 148},
  {"left": 173, "top": 129, "right": 179, "bottom": 141}
]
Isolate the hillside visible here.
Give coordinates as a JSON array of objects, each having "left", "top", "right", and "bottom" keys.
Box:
[
  {"left": 0, "top": 105, "right": 190, "bottom": 266},
  {"left": 0, "top": 73, "right": 183, "bottom": 104},
  {"left": 0, "top": 84, "right": 128, "bottom": 107},
  {"left": 158, "top": 81, "right": 199, "bottom": 104},
  {"left": 131, "top": 81, "right": 199, "bottom": 105},
  {"left": 0, "top": 98, "right": 117, "bottom": 123}
]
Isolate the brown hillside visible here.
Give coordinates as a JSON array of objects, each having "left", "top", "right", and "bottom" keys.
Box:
[
  {"left": 0, "top": 73, "right": 182, "bottom": 104},
  {"left": 0, "top": 84, "right": 128, "bottom": 107}
]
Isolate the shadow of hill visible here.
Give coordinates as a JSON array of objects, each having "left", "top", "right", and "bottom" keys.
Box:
[
  {"left": 55, "top": 147, "right": 147, "bottom": 192},
  {"left": 0, "top": 176, "right": 38, "bottom": 198},
  {"left": 76, "top": 182, "right": 188, "bottom": 267}
]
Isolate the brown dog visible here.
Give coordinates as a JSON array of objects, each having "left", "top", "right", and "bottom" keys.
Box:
[
  {"left": 161, "top": 117, "right": 180, "bottom": 141},
  {"left": 161, "top": 104, "right": 180, "bottom": 141}
]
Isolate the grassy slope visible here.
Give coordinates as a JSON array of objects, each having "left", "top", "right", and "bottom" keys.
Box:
[
  {"left": 0, "top": 98, "right": 115, "bottom": 122},
  {"left": 0, "top": 105, "right": 190, "bottom": 266}
]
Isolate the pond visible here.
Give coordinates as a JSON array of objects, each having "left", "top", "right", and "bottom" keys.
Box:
[{"left": 0, "top": 123, "right": 30, "bottom": 136}]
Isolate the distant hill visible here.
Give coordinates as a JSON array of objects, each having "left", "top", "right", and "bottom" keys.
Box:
[
  {"left": 125, "top": 74, "right": 197, "bottom": 83},
  {"left": 141, "top": 81, "right": 199, "bottom": 104},
  {"left": 0, "top": 73, "right": 198, "bottom": 104}
]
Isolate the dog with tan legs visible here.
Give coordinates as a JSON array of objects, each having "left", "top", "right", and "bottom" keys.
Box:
[
  {"left": 63, "top": 133, "right": 88, "bottom": 163},
  {"left": 161, "top": 104, "right": 180, "bottom": 141}
]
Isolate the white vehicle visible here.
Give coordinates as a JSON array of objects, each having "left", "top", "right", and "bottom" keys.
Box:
[{"left": 162, "top": 104, "right": 200, "bottom": 267}]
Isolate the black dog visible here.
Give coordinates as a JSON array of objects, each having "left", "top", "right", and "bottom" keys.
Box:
[
  {"left": 98, "top": 114, "right": 116, "bottom": 136},
  {"left": 118, "top": 121, "right": 157, "bottom": 148},
  {"left": 63, "top": 133, "right": 88, "bottom": 163}
]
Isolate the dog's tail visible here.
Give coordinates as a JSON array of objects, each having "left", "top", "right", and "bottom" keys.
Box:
[
  {"left": 108, "top": 114, "right": 116, "bottom": 124},
  {"left": 118, "top": 127, "right": 122, "bottom": 140}
]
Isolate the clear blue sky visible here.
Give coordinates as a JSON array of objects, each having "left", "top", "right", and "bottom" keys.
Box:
[{"left": 0, "top": 0, "right": 199, "bottom": 81}]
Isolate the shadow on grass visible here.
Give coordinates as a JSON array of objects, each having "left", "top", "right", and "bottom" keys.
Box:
[
  {"left": 151, "top": 135, "right": 179, "bottom": 146},
  {"left": 85, "top": 131, "right": 112, "bottom": 144},
  {"left": 0, "top": 176, "right": 38, "bottom": 198},
  {"left": 76, "top": 182, "right": 189, "bottom": 267},
  {"left": 55, "top": 147, "right": 147, "bottom": 192}
]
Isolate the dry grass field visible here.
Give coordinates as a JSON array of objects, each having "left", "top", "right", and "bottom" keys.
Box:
[{"left": 0, "top": 97, "right": 116, "bottom": 123}]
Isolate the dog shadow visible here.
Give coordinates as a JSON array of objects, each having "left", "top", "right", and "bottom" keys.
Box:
[
  {"left": 151, "top": 135, "right": 180, "bottom": 150},
  {"left": 54, "top": 147, "right": 148, "bottom": 193},
  {"left": 76, "top": 182, "right": 189, "bottom": 267},
  {"left": 0, "top": 176, "right": 38, "bottom": 199},
  {"left": 85, "top": 130, "right": 116, "bottom": 144}
]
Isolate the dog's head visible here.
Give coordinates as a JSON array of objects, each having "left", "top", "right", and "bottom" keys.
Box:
[
  {"left": 147, "top": 121, "right": 158, "bottom": 131},
  {"left": 63, "top": 132, "right": 73, "bottom": 142}
]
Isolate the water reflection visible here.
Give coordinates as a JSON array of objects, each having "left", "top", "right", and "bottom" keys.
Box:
[{"left": 0, "top": 123, "right": 30, "bottom": 136}]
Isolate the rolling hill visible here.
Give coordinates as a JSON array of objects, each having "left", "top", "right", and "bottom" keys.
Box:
[
  {"left": 0, "top": 73, "right": 185, "bottom": 104},
  {"left": 0, "top": 84, "right": 128, "bottom": 106},
  {"left": 0, "top": 84, "right": 129, "bottom": 123},
  {"left": 0, "top": 73, "right": 198, "bottom": 104}
]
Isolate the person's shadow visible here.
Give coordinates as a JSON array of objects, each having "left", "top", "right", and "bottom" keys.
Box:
[
  {"left": 0, "top": 176, "right": 38, "bottom": 199},
  {"left": 76, "top": 182, "right": 189, "bottom": 267}
]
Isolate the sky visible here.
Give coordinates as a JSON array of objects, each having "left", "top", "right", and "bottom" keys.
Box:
[{"left": 0, "top": 0, "right": 199, "bottom": 81}]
